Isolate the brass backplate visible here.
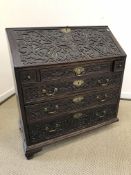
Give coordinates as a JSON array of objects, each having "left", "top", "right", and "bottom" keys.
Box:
[
  {"left": 73, "top": 96, "right": 84, "bottom": 103},
  {"left": 73, "top": 67, "right": 85, "bottom": 76},
  {"left": 73, "top": 112, "right": 83, "bottom": 119}
]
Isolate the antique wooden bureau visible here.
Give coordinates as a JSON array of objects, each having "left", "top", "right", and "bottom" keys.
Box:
[{"left": 6, "top": 26, "right": 126, "bottom": 159}]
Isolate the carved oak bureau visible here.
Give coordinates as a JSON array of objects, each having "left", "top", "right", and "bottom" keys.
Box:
[{"left": 6, "top": 26, "right": 126, "bottom": 159}]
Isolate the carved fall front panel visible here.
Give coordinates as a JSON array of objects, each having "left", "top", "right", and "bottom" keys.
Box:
[{"left": 15, "top": 27, "right": 121, "bottom": 65}]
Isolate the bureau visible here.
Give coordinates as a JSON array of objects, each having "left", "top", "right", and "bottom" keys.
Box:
[{"left": 6, "top": 26, "right": 126, "bottom": 159}]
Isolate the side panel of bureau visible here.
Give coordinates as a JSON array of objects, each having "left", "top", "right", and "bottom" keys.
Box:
[{"left": 14, "top": 68, "right": 31, "bottom": 145}]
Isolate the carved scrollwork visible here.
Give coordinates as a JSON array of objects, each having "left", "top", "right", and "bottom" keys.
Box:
[
  {"left": 26, "top": 89, "right": 119, "bottom": 123},
  {"left": 28, "top": 104, "right": 117, "bottom": 144},
  {"left": 15, "top": 27, "right": 121, "bottom": 65},
  {"left": 23, "top": 72, "right": 122, "bottom": 103}
]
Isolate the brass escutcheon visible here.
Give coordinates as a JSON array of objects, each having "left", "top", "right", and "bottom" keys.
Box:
[
  {"left": 73, "top": 96, "right": 84, "bottom": 103},
  {"left": 73, "top": 80, "right": 84, "bottom": 87},
  {"left": 73, "top": 67, "right": 85, "bottom": 76},
  {"left": 73, "top": 112, "right": 83, "bottom": 119},
  {"left": 61, "top": 28, "right": 71, "bottom": 33}
]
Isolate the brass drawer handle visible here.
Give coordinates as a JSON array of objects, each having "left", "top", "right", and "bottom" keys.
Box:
[
  {"left": 49, "top": 129, "right": 56, "bottom": 133},
  {"left": 45, "top": 123, "right": 61, "bottom": 132},
  {"left": 97, "top": 78, "right": 110, "bottom": 86},
  {"left": 44, "top": 105, "right": 59, "bottom": 114},
  {"left": 95, "top": 110, "right": 106, "bottom": 118},
  {"left": 73, "top": 96, "right": 84, "bottom": 103},
  {"left": 42, "top": 87, "right": 58, "bottom": 96},
  {"left": 73, "top": 67, "right": 85, "bottom": 76},
  {"left": 73, "top": 112, "right": 83, "bottom": 119},
  {"left": 96, "top": 94, "right": 108, "bottom": 102},
  {"left": 45, "top": 126, "right": 56, "bottom": 133},
  {"left": 73, "top": 79, "right": 84, "bottom": 87}
]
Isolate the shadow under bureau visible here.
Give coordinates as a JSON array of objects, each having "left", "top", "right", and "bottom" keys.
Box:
[{"left": 6, "top": 26, "right": 126, "bottom": 159}]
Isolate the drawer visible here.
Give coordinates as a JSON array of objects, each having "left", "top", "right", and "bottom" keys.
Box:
[
  {"left": 25, "top": 88, "right": 119, "bottom": 123},
  {"left": 40, "top": 61, "right": 112, "bottom": 81},
  {"left": 28, "top": 104, "right": 118, "bottom": 144},
  {"left": 20, "top": 70, "right": 37, "bottom": 83},
  {"left": 22, "top": 72, "right": 122, "bottom": 104},
  {"left": 113, "top": 59, "right": 125, "bottom": 72}
]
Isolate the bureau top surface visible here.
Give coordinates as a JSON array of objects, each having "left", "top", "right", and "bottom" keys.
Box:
[{"left": 6, "top": 26, "right": 126, "bottom": 67}]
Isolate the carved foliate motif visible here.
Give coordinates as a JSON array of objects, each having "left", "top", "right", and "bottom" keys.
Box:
[
  {"left": 22, "top": 72, "right": 122, "bottom": 103},
  {"left": 15, "top": 27, "right": 121, "bottom": 65},
  {"left": 26, "top": 88, "right": 119, "bottom": 123},
  {"left": 40, "top": 61, "right": 111, "bottom": 81},
  {"left": 29, "top": 104, "right": 117, "bottom": 144}
]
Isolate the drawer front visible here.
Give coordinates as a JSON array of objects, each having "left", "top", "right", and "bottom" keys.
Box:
[
  {"left": 22, "top": 72, "right": 122, "bottom": 104},
  {"left": 113, "top": 59, "right": 125, "bottom": 72},
  {"left": 25, "top": 89, "right": 119, "bottom": 123},
  {"left": 19, "top": 59, "right": 124, "bottom": 84},
  {"left": 40, "top": 61, "right": 112, "bottom": 81},
  {"left": 28, "top": 104, "right": 118, "bottom": 144},
  {"left": 20, "top": 70, "right": 37, "bottom": 83}
]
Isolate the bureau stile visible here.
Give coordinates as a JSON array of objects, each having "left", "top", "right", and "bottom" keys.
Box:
[{"left": 6, "top": 26, "right": 126, "bottom": 159}]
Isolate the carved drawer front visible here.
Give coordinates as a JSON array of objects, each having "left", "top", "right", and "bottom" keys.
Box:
[
  {"left": 25, "top": 88, "right": 119, "bottom": 123},
  {"left": 113, "top": 59, "right": 125, "bottom": 72},
  {"left": 22, "top": 72, "right": 122, "bottom": 104},
  {"left": 20, "top": 70, "right": 37, "bottom": 83},
  {"left": 40, "top": 61, "right": 112, "bottom": 81},
  {"left": 28, "top": 104, "right": 118, "bottom": 144}
]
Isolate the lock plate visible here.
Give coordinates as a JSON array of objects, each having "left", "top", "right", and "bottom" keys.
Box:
[
  {"left": 61, "top": 28, "right": 71, "bottom": 33},
  {"left": 73, "top": 80, "right": 84, "bottom": 87}
]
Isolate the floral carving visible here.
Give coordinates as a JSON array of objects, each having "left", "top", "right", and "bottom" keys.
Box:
[
  {"left": 29, "top": 104, "right": 117, "bottom": 144},
  {"left": 15, "top": 27, "right": 121, "bottom": 65},
  {"left": 26, "top": 88, "right": 119, "bottom": 123},
  {"left": 22, "top": 72, "right": 122, "bottom": 103}
]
